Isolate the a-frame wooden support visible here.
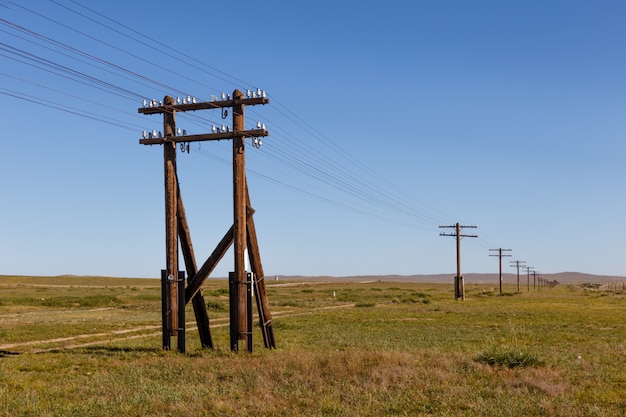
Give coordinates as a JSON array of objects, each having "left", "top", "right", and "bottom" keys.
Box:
[
  {"left": 139, "top": 90, "right": 275, "bottom": 352},
  {"left": 183, "top": 180, "right": 276, "bottom": 350}
]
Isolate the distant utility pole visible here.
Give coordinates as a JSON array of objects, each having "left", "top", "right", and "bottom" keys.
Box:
[
  {"left": 523, "top": 266, "right": 534, "bottom": 291},
  {"left": 490, "top": 248, "right": 512, "bottom": 295},
  {"left": 439, "top": 223, "right": 477, "bottom": 301},
  {"left": 509, "top": 260, "right": 526, "bottom": 292}
]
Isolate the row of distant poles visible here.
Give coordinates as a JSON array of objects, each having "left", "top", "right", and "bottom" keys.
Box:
[
  {"left": 440, "top": 223, "right": 549, "bottom": 300},
  {"left": 138, "top": 89, "right": 275, "bottom": 353}
]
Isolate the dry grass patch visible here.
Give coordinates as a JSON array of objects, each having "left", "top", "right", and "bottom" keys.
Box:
[{"left": 504, "top": 367, "right": 570, "bottom": 396}]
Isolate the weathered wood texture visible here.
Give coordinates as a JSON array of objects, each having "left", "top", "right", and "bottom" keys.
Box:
[
  {"left": 232, "top": 89, "right": 248, "bottom": 349},
  {"left": 163, "top": 95, "right": 179, "bottom": 338},
  {"left": 185, "top": 226, "right": 234, "bottom": 304},
  {"left": 177, "top": 186, "right": 213, "bottom": 348},
  {"left": 140, "top": 92, "right": 274, "bottom": 352},
  {"left": 245, "top": 183, "right": 276, "bottom": 349}
]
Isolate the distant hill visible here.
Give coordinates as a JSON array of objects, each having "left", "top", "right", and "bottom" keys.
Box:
[
  {"left": 1, "top": 272, "right": 622, "bottom": 286},
  {"left": 270, "top": 272, "right": 624, "bottom": 285}
]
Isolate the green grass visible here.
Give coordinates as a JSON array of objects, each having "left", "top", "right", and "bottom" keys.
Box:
[{"left": 1, "top": 276, "right": 624, "bottom": 416}]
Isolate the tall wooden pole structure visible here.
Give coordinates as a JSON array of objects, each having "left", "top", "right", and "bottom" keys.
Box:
[
  {"left": 162, "top": 95, "right": 179, "bottom": 350},
  {"left": 138, "top": 90, "right": 276, "bottom": 352},
  {"left": 489, "top": 248, "right": 511, "bottom": 295},
  {"left": 439, "top": 223, "right": 477, "bottom": 300},
  {"left": 232, "top": 89, "right": 248, "bottom": 352}
]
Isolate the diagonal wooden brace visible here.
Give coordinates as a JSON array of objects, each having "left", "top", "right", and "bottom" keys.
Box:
[{"left": 185, "top": 226, "right": 234, "bottom": 304}]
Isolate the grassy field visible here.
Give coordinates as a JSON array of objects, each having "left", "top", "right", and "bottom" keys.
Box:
[{"left": 0, "top": 275, "right": 624, "bottom": 416}]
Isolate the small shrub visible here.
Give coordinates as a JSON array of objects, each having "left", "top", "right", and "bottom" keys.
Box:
[
  {"left": 336, "top": 293, "right": 357, "bottom": 302},
  {"left": 475, "top": 343, "right": 541, "bottom": 368},
  {"left": 475, "top": 327, "right": 541, "bottom": 369},
  {"left": 355, "top": 302, "right": 375, "bottom": 308},
  {"left": 206, "top": 301, "right": 226, "bottom": 311}
]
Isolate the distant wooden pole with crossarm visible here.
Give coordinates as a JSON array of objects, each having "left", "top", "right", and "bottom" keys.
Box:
[{"left": 439, "top": 223, "right": 477, "bottom": 300}]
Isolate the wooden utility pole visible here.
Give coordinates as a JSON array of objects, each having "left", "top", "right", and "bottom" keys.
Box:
[
  {"left": 439, "top": 223, "right": 477, "bottom": 300},
  {"left": 138, "top": 90, "right": 275, "bottom": 353},
  {"left": 232, "top": 89, "right": 247, "bottom": 351},
  {"left": 489, "top": 248, "right": 512, "bottom": 295},
  {"left": 163, "top": 95, "right": 179, "bottom": 350},
  {"left": 509, "top": 260, "right": 526, "bottom": 292},
  {"left": 523, "top": 266, "right": 534, "bottom": 291}
]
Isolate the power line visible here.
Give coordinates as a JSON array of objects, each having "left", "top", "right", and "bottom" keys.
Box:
[
  {"left": 60, "top": 0, "right": 250, "bottom": 89},
  {"left": 2, "top": 2, "right": 464, "bottom": 239},
  {"left": 46, "top": 1, "right": 455, "bottom": 229},
  {"left": 0, "top": 87, "right": 139, "bottom": 131}
]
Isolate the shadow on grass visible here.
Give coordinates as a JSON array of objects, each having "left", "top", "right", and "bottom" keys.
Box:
[
  {"left": 0, "top": 350, "right": 20, "bottom": 358},
  {"left": 43, "top": 346, "right": 161, "bottom": 356}
]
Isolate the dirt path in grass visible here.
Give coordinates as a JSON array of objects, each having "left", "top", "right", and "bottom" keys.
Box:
[{"left": 0, "top": 303, "right": 356, "bottom": 353}]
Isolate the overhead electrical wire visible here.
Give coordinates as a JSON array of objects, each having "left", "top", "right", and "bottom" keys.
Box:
[
  {"left": 36, "top": 1, "right": 445, "bottom": 225},
  {"left": 1, "top": 0, "right": 463, "bottom": 235},
  {"left": 263, "top": 100, "right": 457, "bottom": 226},
  {"left": 0, "top": 71, "right": 148, "bottom": 124},
  {"left": 2, "top": 4, "right": 446, "bottom": 231},
  {"left": 192, "top": 143, "right": 436, "bottom": 233},
  {"left": 5, "top": 3, "right": 203, "bottom": 97},
  {"left": 57, "top": 0, "right": 252, "bottom": 89},
  {"left": 0, "top": 87, "right": 139, "bottom": 131}
]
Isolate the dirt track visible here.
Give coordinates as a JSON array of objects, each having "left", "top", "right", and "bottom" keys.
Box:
[{"left": 0, "top": 304, "right": 355, "bottom": 354}]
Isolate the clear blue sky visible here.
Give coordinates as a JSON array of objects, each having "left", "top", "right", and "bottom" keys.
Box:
[{"left": 1, "top": 0, "right": 624, "bottom": 278}]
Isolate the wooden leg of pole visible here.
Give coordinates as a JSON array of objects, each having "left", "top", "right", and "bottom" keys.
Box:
[
  {"left": 191, "top": 293, "right": 213, "bottom": 349},
  {"left": 246, "top": 272, "right": 253, "bottom": 353},
  {"left": 245, "top": 184, "right": 276, "bottom": 349},
  {"left": 177, "top": 188, "right": 213, "bottom": 349},
  {"left": 161, "top": 270, "right": 171, "bottom": 350},
  {"left": 177, "top": 271, "right": 186, "bottom": 353},
  {"left": 460, "top": 275, "right": 465, "bottom": 301},
  {"left": 229, "top": 272, "right": 239, "bottom": 352}
]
